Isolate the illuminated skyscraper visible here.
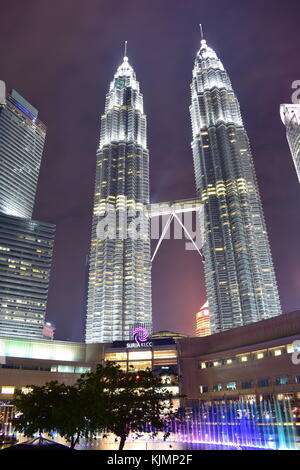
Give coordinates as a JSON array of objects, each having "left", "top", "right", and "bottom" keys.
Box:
[
  {"left": 280, "top": 104, "right": 300, "bottom": 183},
  {"left": 0, "top": 214, "right": 55, "bottom": 338},
  {"left": 190, "top": 36, "right": 282, "bottom": 333},
  {"left": 195, "top": 301, "right": 211, "bottom": 337},
  {"left": 86, "top": 51, "right": 152, "bottom": 343},
  {"left": 0, "top": 83, "right": 55, "bottom": 339},
  {"left": 0, "top": 86, "right": 46, "bottom": 218},
  {"left": 43, "top": 321, "right": 56, "bottom": 340}
]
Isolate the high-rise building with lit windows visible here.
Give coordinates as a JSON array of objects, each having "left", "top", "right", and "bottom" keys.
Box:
[
  {"left": 190, "top": 37, "right": 282, "bottom": 333},
  {"left": 0, "top": 214, "right": 55, "bottom": 338},
  {"left": 86, "top": 53, "right": 152, "bottom": 343},
  {"left": 0, "top": 87, "right": 46, "bottom": 218},
  {"left": 0, "top": 83, "right": 55, "bottom": 339},
  {"left": 196, "top": 301, "right": 211, "bottom": 337},
  {"left": 280, "top": 104, "right": 300, "bottom": 183}
]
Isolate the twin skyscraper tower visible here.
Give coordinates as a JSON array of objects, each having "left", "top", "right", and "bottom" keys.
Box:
[
  {"left": 86, "top": 36, "right": 282, "bottom": 343},
  {"left": 0, "top": 35, "right": 282, "bottom": 342}
]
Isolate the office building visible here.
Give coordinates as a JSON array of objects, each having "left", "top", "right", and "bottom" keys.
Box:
[
  {"left": 0, "top": 214, "right": 55, "bottom": 338},
  {"left": 86, "top": 53, "right": 151, "bottom": 343},
  {"left": 196, "top": 301, "right": 211, "bottom": 337},
  {"left": 190, "top": 37, "right": 282, "bottom": 333},
  {"left": 0, "top": 86, "right": 46, "bottom": 218},
  {"left": 0, "top": 83, "right": 55, "bottom": 338},
  {"left": 178, "top": 310, "right": 300, "bottom": 406}
]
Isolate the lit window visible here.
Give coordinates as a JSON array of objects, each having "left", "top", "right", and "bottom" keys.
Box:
[
  {"left": 257, "top": 353, "right": 264, "bottom": 360},
  {"left": 57, "top": 365, "right": 75, "bottom": 373},
  {"left": 105, "top": 352, "right": 127, "bottom": 361},
  {"left": 1, "top": 386, "right": 15, "bottom": 394},
  {"left": 241, "top": 356, "right": 248, "bottom": 363},
  {"left": 128, "top": 351, "right": 152, "bottom": 361},
  {"left": 213, "top": 384, "right": 222, "bottom": 392},
  {"left": 276, "top": 377, "right": 289, "bottom": 386},
  {"left": 201, "top": 362, "right": 206, "bottom": 369},
  {"left": 226, "top": 382, "right": 237, "bottom": 391},
  {"left": 274, "top": 350, "right": 282, "bottom": 357},
  {"left": 226, "top": 359, "right": 233, "bottom": 365},
  {"left": 293, "top": 342, "right": 300, "bottom": 352},
  {"left": 128, "top": 361, "right": 151, "bottom": 371},
  {"left": 153, "top": 350, "right": 177, "bottom": 360},
  {"left": 74, "top": 367, "right": 91, "bottom": 374}
]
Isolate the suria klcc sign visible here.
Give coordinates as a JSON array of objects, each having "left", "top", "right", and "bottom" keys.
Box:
[{"left": 126, "top": 327, "right": 153, "bottom": 348}]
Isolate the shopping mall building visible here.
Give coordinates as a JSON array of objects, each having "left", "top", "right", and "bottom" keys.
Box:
[{"left": 1, "top": 311, "right": 300, "bottom": 432}]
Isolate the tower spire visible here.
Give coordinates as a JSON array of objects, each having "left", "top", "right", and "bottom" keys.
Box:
[
  {"left": 199, "top": 24, "right": 206, "bottom": 49},
  {"left": 124, "top": 40, "right": 128, "bottom": 58},
  {"left": 199, "top": 24, "right": 204, "bottom": 41}
]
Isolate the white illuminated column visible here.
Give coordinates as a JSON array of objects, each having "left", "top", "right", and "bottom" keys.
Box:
[
  {"left": 86, "top": 52, "right": 152, "bottom": 343},
  {"left": 190, "top": 38, "right": 282, "bottom": 333}
]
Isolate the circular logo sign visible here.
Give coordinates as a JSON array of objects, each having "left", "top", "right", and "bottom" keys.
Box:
[{"left": 132, "top": 327, "right": 149, "bottom": 345}]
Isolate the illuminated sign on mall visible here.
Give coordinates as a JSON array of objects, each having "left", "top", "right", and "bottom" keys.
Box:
[{"left": 126, "top": 327, "right": 153, "bottom": 349}]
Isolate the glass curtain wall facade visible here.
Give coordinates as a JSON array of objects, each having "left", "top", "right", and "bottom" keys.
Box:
[
  {"left": 0, "top": 90, "right": 46, "bottom": 218},
  {"left": 86, "top": 55, "right": 152, "bottom": 343},
  {"left": 0, "top": 214, "right": 55, "bottom": 338},
  {"left": 190, "top": 39, "right": 282, "bottom": 333},
  {"left": 0, "top": 85, "right": 55, "bottom": 339},
  {"left": 280, "top": 104, "right": 300, "bottom": 183}
]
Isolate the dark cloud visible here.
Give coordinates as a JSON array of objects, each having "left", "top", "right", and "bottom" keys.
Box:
[{"left": 0, "top": 0, "right": 299, "bottom": 340}]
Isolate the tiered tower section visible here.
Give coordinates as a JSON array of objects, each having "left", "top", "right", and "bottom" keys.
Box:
[
  {"left": 86, "top": 55, "right": 152, "bottom": 343},
  {"left": 190, "top": 39, "right": 282, "bottom": 333}
]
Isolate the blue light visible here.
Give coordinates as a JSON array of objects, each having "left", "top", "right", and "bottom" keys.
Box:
[{"left": 15, "top": 102, "right": 36, "bottom": 121}]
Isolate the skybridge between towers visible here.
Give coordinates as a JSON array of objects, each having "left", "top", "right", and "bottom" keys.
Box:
[{"left": 146, "top": 198, "right": 204, "bottom": 262}]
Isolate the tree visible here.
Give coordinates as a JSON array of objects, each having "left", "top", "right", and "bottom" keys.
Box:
[
  {"left": 12, "top": 381, "right": 90, "bottom": 449},
  {"left": 12, "top": 363, "right": 175, "bottom": 450},
  {"left": 12, "top": 382, "right": 55, "bottom": 438},
  {"left": 79, "top": 363, "right": 174, "bottom": 450}
]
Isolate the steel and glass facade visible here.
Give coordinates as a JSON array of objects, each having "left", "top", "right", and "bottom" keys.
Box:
[
  {"left": 0, "top": 90, "right": 46, "bottom": 218},
  {"left": 0, "top": 214, "right": 55, "bottom": 338},
  {"left": 196, "top": 301, "right": 211, "bottom": 337},
  {"left": 0, "top": 86, "right": 54, "bottom": 339},
  {"left": 280, "top": 104, "right": 300, "bottom": 183},
  {"left": 190, "top": 39, "right": 282, "bottom": 333},
  {"left": 86, "top": 55, "right": 152, "bottom": 343}
]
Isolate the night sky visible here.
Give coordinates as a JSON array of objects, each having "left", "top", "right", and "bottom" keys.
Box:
[{"left": 0, "top": 0, "right": 299, "bottom": 342}]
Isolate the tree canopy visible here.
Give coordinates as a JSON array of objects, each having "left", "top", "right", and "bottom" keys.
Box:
[
  {"left": 12, "top": 381, "right": 90, "bottom": 448},
  {"left": 78, "top": 363, "right": 174, "bottom": 450},
  {"left": 12, "top": 363, "right": 175, "bottom": 450}
]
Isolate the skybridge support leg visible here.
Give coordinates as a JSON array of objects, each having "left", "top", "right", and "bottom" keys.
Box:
[
  {"left": 151, "top": 214, "right": 174, "bottom": 263},
  {"left": 173, "top": 212, "right": 204, "bottom": 261}
]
